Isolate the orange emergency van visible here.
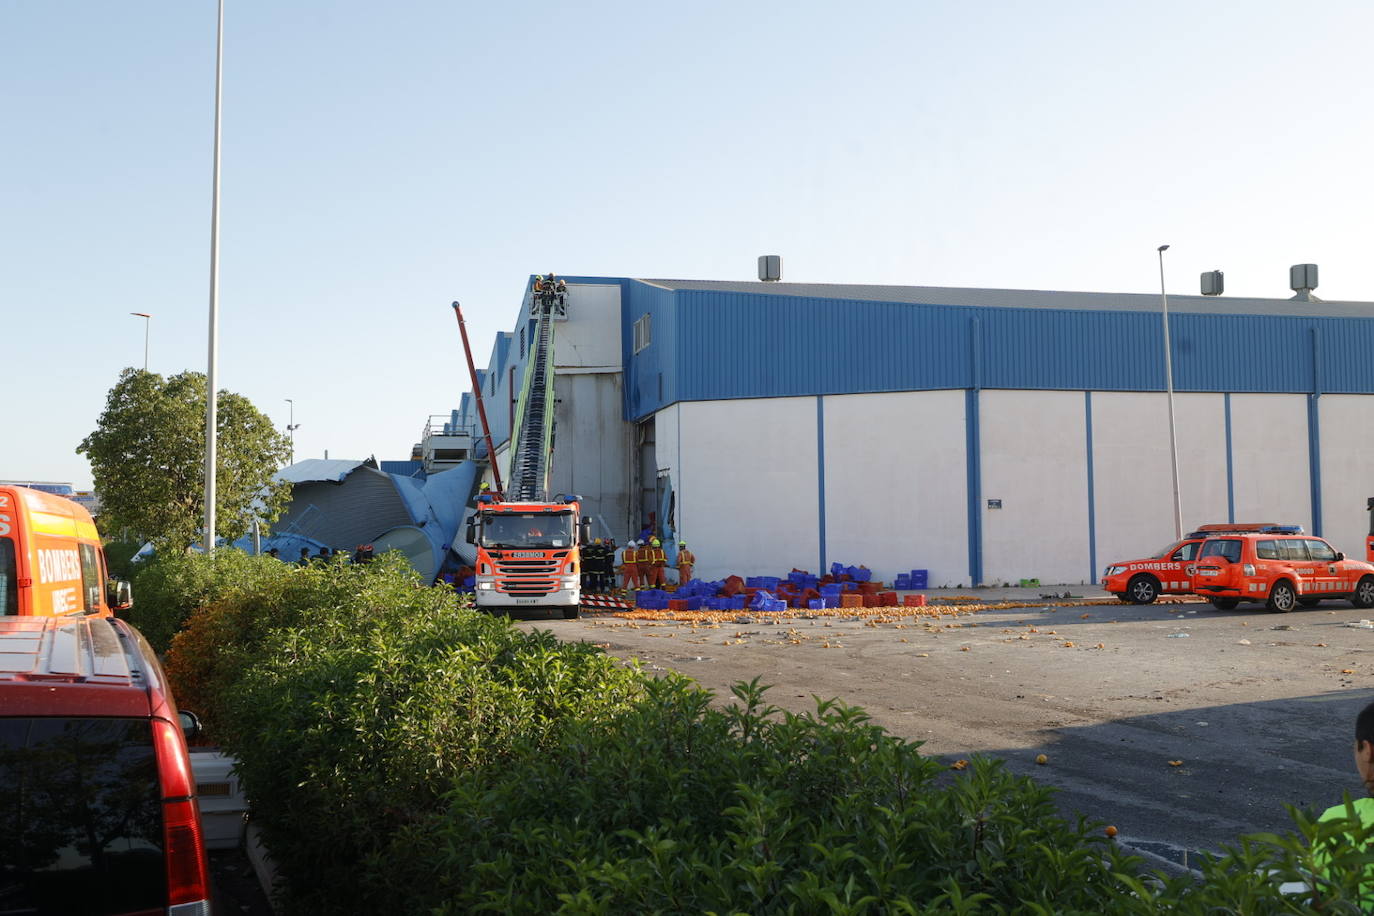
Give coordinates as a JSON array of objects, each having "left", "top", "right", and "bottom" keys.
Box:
[{"left": 0, "top": 485, "right": 131, "bottom": 617}]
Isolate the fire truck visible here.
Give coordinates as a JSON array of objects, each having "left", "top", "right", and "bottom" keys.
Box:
[{"left": 461, "top": 275, "right": 589, "bottom": 618}]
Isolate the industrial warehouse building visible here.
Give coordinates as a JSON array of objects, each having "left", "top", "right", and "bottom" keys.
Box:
[{"left": 441, "top": 272, "right": 1374, "bottom": 587}]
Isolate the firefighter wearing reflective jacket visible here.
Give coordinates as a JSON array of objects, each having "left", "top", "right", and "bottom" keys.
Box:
[
  {"left": 620, "top": 540, "right": 641, "bottom": 591},
  {"left": 676, "top": 542, "right": 695, "bottom": 584},
  {"left": 647, "top": 538, "right": 668, "bottom": 587}
]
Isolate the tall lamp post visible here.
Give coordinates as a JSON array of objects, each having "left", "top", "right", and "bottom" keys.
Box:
[
  {"left": 129, "top": 312, "right": 151, "bottom": 371},
  {"left": 285, "top": 399, "right": 300, "bottom": 465},
  {"left": 1157, "top": 244, "right": 1183, "bottom": 539},
  {"left": 203, "top": 0, "right": 224, "bottom": 553}
]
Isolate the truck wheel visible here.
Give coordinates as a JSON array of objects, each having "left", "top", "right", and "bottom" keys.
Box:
[
  {"left": 1353, "top": 576, "right": 1374, "bottom": 609},
  {"left": 563, "top": 607, "right": 580, "bottom": 619},
  {"left": 1210, "top": 598, "right": 1240, "bottom": 610},
  {"left": 1266, "top": 581, "right": 1296, "bottom": 613},
  {"left": 1127, "top": 575, "right": 1160, "bottom": 605}
]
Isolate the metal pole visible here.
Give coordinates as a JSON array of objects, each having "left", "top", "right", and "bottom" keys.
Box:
[
  {"left": 452, "top": 301, "right": 505, "bottom": 498},
  {"left": 130, "top": 312, "right": 151, "bottom": 371},
  {"left": 203, "top": 0, "right": 224, "bottom": 553},
  {"left": 1158, "top": 245, "right": 1183, "bottom": 539},
  {"left": 285, "top": 398, "right": 299, "bottom": 465}
]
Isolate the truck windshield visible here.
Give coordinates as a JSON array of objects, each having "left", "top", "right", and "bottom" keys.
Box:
[
  {"left": 0, "top": 538, "right": 15, "bottom": 616},
  {"left": 481, "top": 512, "right": 574, "bottom": 549}
]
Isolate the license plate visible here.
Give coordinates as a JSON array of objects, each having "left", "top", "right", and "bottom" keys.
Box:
[
  {"left": 515, "top": 598, "right": 537, "bottom": 604},
  {"left": 1198, "top": 569, "right": 1219, "bottom": 577}
]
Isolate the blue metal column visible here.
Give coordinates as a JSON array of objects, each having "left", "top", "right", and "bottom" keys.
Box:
[
  {"left": 1224, "top": 393, "right": 1235, "bottom": 523},
  {"left": 1085, "top": 392, "right": 1097, "bottom": 584},
  {"left": 1308, "top": 327, "right": 1323, "bottom": 535},
  {"left": 816, "top": 395, "right": 827, "bottom": 575},
  {"left": 965, "top": 318, "right": 983, "bottom": 586}
]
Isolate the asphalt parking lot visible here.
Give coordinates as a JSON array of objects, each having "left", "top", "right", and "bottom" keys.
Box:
[{"left": 522, "top": 588, "right": 1374, "bottom": 870}]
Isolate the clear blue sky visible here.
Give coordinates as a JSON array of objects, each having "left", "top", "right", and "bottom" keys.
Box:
[{"left": 6, "top": 1, "right": 1373, "bottom": 489}]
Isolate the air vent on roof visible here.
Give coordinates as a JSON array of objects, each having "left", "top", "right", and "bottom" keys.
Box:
[
  {"left": 758, "top": 255, "right": 782, "bottom": 282},
  {"left": 1200, "top": 271, "right": 1224, "bottom": 296},
  {"left": 1290, "top": 263, "right": 1320, "bottom": 301}
]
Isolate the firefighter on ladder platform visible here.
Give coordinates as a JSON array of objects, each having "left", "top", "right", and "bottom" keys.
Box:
[{"left": 533, "top": 273, "right": 569, "bottom": 316}]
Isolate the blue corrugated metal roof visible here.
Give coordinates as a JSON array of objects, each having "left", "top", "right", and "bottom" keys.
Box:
[{"left": 619, "top": 280, "right": 1374, "bottom": 420}]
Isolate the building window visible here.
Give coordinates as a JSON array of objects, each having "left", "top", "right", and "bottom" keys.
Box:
[
  {"left": 520, "top": 326, "right": 526, "bottom": 359},
  {"left": 633, "top": 313, "right": 652, "bottom": 354}
]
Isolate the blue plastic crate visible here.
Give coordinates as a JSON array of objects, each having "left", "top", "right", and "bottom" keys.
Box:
[
  {"left": 909, "top": 569, "right": 928, "bottom": 589},
  {"left": 808, "top": 599, "right": 826, "bottom": 610},
  {"left": 758, "top": 599, "right": 787, "bottom": 612},
  {"left": 822, "top": 595, "right": 839, "bottom": 609},
  {"left": 849, "top": 566, "right": 872, "bottom": 582},
  {"left": 727, "top": 596, "right": 746, "bottom": 610},
  {"left": 893, "top": 575, "right": 911, "bottom": 589},
  {"left": 820, "top": 583, "right": 842, "bottom": 595}
]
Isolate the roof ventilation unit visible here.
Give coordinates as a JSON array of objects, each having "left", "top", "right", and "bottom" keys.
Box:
[
  {"left": 758, "top": 255, "right": 782, "bottom": 282},
  {"left": 1290, "top": 263, "right": 1320, "bottom": 301},
  {"left": 1200, "top": 271, "right": 1224, "bottom": 296}
]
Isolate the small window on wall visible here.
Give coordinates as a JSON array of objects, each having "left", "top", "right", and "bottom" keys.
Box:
[
  {"left": 519, "top": 327, "right": 526, "bottom": 359},
  {"left": 633, "top": 314, "right": 652, "bottom": 354}
]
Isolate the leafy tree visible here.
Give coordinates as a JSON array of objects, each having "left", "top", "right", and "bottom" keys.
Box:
[{"left": 79, "top": 368, "right": 291, "bottom": 550}]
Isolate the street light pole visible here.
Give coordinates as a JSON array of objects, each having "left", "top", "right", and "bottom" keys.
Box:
[
  {"left": 203, "top": 0, "right": 224, "bottom": 553},
  {"left": 1158, "top": 244, "right": 1183, "bottom": 540},
  {"left": 285, "top": 399, "right": 300, "bottom": 465},
  {"left": 129, "top": 312, "right": 151, "bottom": 371}
]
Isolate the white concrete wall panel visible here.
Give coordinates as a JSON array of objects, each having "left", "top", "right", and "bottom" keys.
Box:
[
  {"left": 551, "top": 371, "right": 633, "bottom": 540},
  {"left": 557, "top": 284, "right": 622, "bottom": 369},
  {"left": 1229, "top": 394, "right": 1310, "bottom": 530},
  {"left": 1318, "top": 395, "right": 1374, "bottom": 553},
  {"left": 1089, "top": 393, "right": 1228, "bottom": 568},
  {"left": 979, "top": 391, "right": 1090, "bottom": 585},
  {"left": 822, "top": 390, "right": 967, "bottom": 587},
  {"left": 1091, "top": 392, "right": 1181, "bottom": 565},
  {"left": 673, "top": 397, "right": 819, "bottom": 580}
]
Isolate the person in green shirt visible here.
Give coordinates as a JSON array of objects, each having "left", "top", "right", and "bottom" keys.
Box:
[{"left": 1314, "top": 700, "right": 1374, "bottom": 906}]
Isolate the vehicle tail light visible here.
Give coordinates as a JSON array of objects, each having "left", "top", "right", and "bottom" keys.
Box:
[
  {"left": 1243, "top": 564, "right": 1255, "bottom": 576},
  {"left": 153, "top": 717, "right": 210, "bottom": 912}
]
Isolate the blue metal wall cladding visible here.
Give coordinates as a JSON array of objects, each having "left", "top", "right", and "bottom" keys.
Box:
[{"left": 621, "top": 285, "right": 1374, "bottom": 419}]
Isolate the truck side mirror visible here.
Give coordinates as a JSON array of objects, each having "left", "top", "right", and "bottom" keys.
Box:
[
  {"left": 107, "top": 580, "right": 133, "bottom": 612},
  {"left": 178, "top": 710, "right": 202, "bottom": 741},
  {"left": 579, "top": 518, "right": 591, "bottom": 546},
  {"left": 465, "top": 520, "right": 476, "bottom": 545},
  {"left": 1337, "top": 551, "right": 1346, "bottom": 561}
]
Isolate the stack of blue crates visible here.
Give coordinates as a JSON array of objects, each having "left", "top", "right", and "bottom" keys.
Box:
[
  {"left": 750, "top": 590, "right": 787, "bottom": 613},
  {"left": 909, "top": 569, "right": 928, "bottom": 589}
]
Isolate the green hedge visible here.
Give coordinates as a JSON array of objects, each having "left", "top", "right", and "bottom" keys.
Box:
[{"left": 157, "top": 552, "right": 1374, "bottom": 913}]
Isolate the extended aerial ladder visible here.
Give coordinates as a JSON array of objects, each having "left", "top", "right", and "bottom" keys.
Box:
[{"left": 507, "top": 279, "right": 563, "bottom": 499}]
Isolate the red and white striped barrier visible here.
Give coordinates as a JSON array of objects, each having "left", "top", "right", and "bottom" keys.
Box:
[{"left": 580, "top": 594, "right": 634, "bottom": 610}]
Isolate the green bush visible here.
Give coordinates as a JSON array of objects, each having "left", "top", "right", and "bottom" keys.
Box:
[
  {"left": 128, "top": 548, "right": 290, "bottom": 654},
  {"left": 191, "top": 559, "right": 643, "bottom": 911}
]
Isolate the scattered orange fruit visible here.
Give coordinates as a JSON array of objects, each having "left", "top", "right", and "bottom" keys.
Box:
[
  {"left": 1105, "top": 825, "right": 1118, "bottom": 837},
  {"left": 1168, "top": 760, "right": 1183, "bottom": 767},
  {"left": 1035, "top": 754, "right": 1048, "bottom": 765},
  {"left": 1062, "top": 641, "right": 1075, "bottom": 648},
  {"left": 950, "top": 759, "right": 969, "bottom": 770},
  {"left": 1343, "top": 669, "right": 1356, "bottom": 674}
]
